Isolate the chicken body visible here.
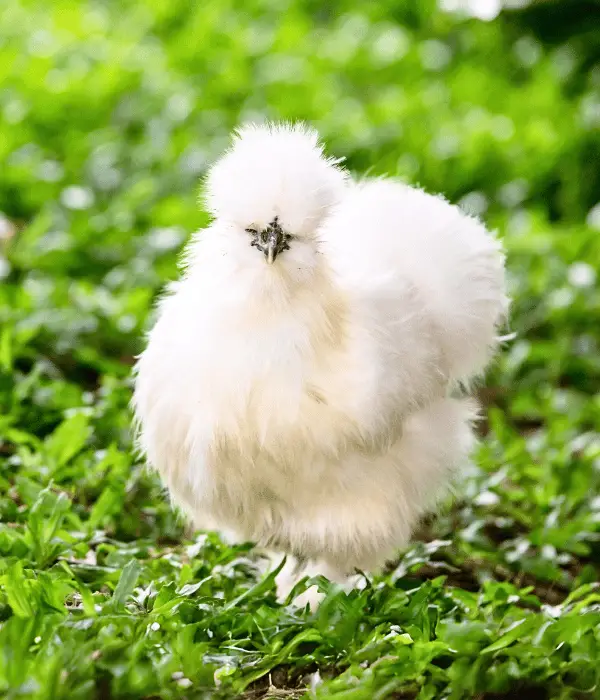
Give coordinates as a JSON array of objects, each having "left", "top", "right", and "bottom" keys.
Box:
[{"left": 133, "top": 124, "right": 507, "bottom": 599}]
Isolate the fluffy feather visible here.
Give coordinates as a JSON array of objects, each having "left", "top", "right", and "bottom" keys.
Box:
[
  {"left": 204, "top": 122, "right": 347, "bottom": 238},
  {"left": 132, "top": 122, "right": 507, "bottom": 604}
]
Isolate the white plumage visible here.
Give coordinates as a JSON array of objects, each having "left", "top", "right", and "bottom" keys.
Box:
[{"left": 133, "top": 123, "right": 507, "bottom": 604}]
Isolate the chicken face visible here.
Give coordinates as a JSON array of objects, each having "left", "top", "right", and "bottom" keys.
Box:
[{"left": 246, "top": 216, "right": 292, "bottom": 264}]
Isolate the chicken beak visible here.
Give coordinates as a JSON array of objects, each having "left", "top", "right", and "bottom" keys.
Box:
[{"left": 265, "top": 230, "right": 278, "bottom": 265}]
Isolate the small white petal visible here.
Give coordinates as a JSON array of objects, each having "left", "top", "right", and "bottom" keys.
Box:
[
  {"left": 61, "top": 186, "right": 95, "bottom": 210},
  {"left": 568, "top": 262, "right": 596, "bottom": 288}
]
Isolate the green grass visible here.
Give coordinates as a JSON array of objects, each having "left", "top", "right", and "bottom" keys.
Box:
[{"left": 1, "top": 0, "right": 600, "bottom": 698}]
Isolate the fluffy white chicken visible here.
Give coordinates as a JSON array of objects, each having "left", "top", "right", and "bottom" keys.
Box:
[{"left": 133, "top": 123, "right": 507, "bottom": 604}]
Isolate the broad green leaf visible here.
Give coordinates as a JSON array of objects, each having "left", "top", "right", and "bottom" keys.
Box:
[
  {"left": 111, "top": 558, "right": 141, "bottom": 609},
  {"left": 3, "top": 562, "right": 35, "bottom": 617},
  {"left": 44, "top": 413, "right": 91, "bottom": 468}
]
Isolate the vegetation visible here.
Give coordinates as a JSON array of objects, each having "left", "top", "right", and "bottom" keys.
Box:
[{"left": 1, "top": 0, "right": 599, "bottom": 697}]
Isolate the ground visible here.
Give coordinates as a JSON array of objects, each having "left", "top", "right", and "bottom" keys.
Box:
[{"left": 1, "top": 1, "right": 599, "bottom": 698}]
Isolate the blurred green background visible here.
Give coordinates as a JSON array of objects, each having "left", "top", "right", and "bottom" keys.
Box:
[{"left": 1, "top": 1, "right": 600, "bottom": 698}]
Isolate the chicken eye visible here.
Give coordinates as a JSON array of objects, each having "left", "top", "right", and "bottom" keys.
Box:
[{"left": 245, "top": 227, "right": 258, "bottom": 235}]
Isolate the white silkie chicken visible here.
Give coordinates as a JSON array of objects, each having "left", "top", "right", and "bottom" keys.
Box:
[{"left": 133, "top": 123, "right": 507, "bottom": 605}]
